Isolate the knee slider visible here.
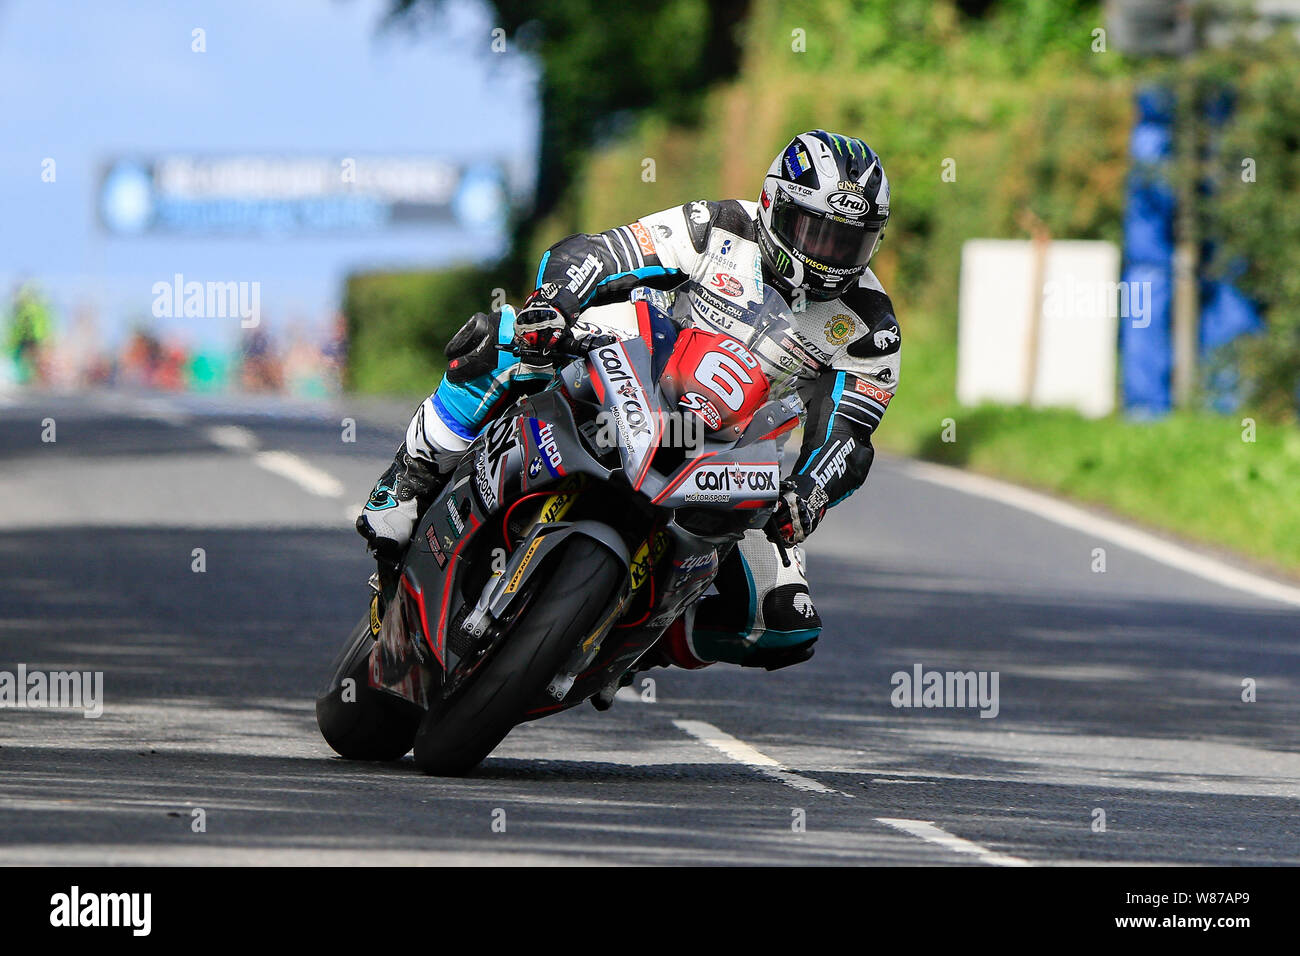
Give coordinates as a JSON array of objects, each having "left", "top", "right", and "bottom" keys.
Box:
[{"left": 742, "top": 636, "right": 818, "bottom": 671}]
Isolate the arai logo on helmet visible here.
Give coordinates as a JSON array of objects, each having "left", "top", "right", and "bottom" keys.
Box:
[{"left": 826, "top": 190, "right": 869, "bottom": 218}]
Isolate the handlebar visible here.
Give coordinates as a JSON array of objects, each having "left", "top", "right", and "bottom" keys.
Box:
[{"left": 497, "top": 329, "right": 620, "bottom": 363}]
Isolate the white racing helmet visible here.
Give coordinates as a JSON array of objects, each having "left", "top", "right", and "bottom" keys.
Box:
[{"left": 756, "top": 130, "right": 891, "bottom": 301}]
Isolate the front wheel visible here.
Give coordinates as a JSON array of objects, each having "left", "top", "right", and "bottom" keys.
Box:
[
  {"left": 413, "top": 536, "right": 623, "bottom": 776},
  {"left": 315, "top": 613, "right": 423, "bottom": 761}
]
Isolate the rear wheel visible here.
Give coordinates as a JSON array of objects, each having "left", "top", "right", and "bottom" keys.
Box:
[
  {"left": 413, "top": 536, "right": 623, "bottom": 776},
  {"left": 315, "top": 614, "right": 423, "bottom": 761}
]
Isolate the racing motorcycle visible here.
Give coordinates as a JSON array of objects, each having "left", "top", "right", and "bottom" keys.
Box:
[{"left": 316, "top": 280, "right": 807, "bottom": 775}]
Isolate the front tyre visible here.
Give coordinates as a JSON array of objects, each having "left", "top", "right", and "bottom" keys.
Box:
[
  {"left": 315, "top": 613, "right": 423, "bottom": 761},
  {"left": 413, "top": 536, "right": 623, "bottom": 776}
]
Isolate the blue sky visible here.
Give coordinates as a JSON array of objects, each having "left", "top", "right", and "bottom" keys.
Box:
[{"left": 0, "top": 0, "right": 538, "bottom": 348}]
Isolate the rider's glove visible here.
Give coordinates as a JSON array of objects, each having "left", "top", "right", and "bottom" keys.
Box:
[
  {"left": 513, "top": 285, "right": 576, "bottom": 358},
  {"left": 772, "top": 480, "right": 824, "bottom": 545}
]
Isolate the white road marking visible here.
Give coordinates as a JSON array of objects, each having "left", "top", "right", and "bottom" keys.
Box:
[
  {"left": 254, "top": 450, "right": 345, "bottom": 498},
  {"left": 875, "top": 817, "right": 1031, "bottom": 866},
  {"left": 907, "top": 460, "right": 1300, "bottom": 608},
  {"left": 673, "top": 719, "right": 849, "bottom": 796},
  {"left": 133, "top": 400, "right": 191, "bottom": 427},
  {"left": 204, "top": 425, "right": 259, "bottom": 452},
  {"left": 204, "top": 424, "right": 345, "bottom": 499}
]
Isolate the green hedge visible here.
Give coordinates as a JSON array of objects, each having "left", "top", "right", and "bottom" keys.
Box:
[
  {"left": 530, "top": 0, "right": 1131, "bottom": 348},
  {"left": 1176, "top": 35, "right": 1300, "bottom": 419},
  {"left": 343, "top": 264, "right": 512, "bottom": 396},
  {"left": 345, "top": 0, "right": 1130, "bottom": 395}
]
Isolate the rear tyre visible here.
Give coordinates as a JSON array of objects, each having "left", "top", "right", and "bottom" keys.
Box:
[
  {"left": 315, "top": 614, "right": 423, "bottom": 761},
  {"left": 413, "top": 536, "right": 623, "bottom": 776}
]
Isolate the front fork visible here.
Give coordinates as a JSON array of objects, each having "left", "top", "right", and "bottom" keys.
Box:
[{"left": 543, "top": 514, "right": 668, "bottom": 701}]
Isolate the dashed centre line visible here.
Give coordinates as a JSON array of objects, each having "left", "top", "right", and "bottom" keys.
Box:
[
  {"left": 204, "top": 425, "right": 259, "bottom": 452},
  {"left": 253, "top": 450, "right": 345, "bottom": 498},
  {"left": 876, "top": 817, "right": 1031, "bottom": 867},
  {"left": 673, "top": 719, "right": 1034, "bottom": 864},
  {"left": 204, "top": 424, "right": 344, "bottom": 498},
  {"left": 673, "top": 719, "right": 850, "bottom": 796}
]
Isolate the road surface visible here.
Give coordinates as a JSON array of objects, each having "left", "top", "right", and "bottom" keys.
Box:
[{"left": 0, "top": 390, "right": 1297, "bottom": 865}]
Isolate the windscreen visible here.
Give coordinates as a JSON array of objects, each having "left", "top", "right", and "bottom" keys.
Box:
[{"left": 671, "top": 281, "right": 803, "bottom": 400}]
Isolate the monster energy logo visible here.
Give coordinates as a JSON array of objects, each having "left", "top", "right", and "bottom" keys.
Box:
[{"left": 823, "top": 131, "right": 865, "bottom": 160}]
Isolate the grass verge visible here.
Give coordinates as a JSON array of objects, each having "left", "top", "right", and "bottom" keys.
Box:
[{"left": 875, "top": 325, "right": 1300, "bottom": 577}]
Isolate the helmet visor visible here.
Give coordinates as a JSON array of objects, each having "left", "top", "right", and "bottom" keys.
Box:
[{"left": 770, "top": 188, "right": 880, "bottom": 268}]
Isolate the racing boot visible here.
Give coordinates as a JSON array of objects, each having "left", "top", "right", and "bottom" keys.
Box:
[
  {"left": 356, "top": 327, "right": 487, "bottom": 564},
  {"left": 355, "top": 443, "right": 447, "bottom": 564},
  {"left": 356, "top": 305, "right": 547, "bottom": 565}
]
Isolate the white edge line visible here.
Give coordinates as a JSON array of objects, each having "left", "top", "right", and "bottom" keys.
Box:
[
  {"left": 673, "top": 719, "right": 849, "bottom": 797},
  {"left": 875, "top": 817, "right": 1031, "bottom": 867},
  {"left": 906, "top": 459, "right": 1300, "bottom": 608}
]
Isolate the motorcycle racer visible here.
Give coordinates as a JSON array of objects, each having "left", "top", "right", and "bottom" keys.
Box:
[{"left": 358, "top": 130, "right": 899, "bottom": 673}]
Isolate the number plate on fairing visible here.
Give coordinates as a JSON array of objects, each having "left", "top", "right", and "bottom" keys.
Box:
[{"left": 657, "top": 328, "right": 771, "bottom": 435}]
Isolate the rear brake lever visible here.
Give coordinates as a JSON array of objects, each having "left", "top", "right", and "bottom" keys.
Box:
[{"left": 373, "top": 553, "right": 402, "bottom": 601}]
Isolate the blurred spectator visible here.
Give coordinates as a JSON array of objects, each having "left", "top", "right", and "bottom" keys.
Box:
[
  {"left": 1, "top": 284, "right": 344, "bottom": 397},
  {"left": 5, "top": 282, "right": 53, "bottom": 385},
  {"left": 322, "top": 311, "right": 348, "bottom": 385},
  {"left": 239, "top": 327, "right": 284, "bottom": 392},
  {"left": 48, "top": 302, "right": 104, "bottom": 388},
  {"left": 120, "top": 327, "right": 163, "bottom": 388},
  {"left": 155, "top": 339, "right": 189, "bottom": 391},
  {"left": 187, "top": 349, "right": 230, "bottom": 392},
  {"left": 283, "top": 317, "right": 344, "bottom": 397}
]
